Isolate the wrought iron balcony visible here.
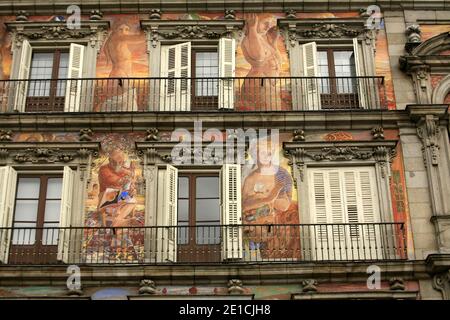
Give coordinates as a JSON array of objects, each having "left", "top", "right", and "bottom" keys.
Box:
[
  {"left": 0, "top": 223, "right": 406, "bottom": 265},
  {"left": 0, "top": 76, "right": 387, "bottom": 113}
]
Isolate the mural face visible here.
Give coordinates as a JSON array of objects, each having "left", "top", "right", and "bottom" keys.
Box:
[
  {"left": 84, "top": 133, "right": 145, "bottom": 263},
  {"left": 241, "top": 134, "right": 300, "bottom": 259}
]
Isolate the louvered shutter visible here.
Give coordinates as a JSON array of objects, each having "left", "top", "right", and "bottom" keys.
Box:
[
  {"left": 353, "top": 38, "right": 369, "bottom": 109},
  {"left": 300, "top": 42, "right": 321, "bottom": 110},
  {"left": 159, "top": 42, "right": 191, "bottom": 111},
  {"left": 218, "top": 38, "right": 235, "bottom": 109},
  {"left": 57, "top": 166, "right": 75, "bottom": 263},
  {"left": 0, "top": 166, "right": 18, "bottom": 264},
  {"left": 309, "top": 167, "right": 381, "bottom": 261},
  {"left": 163, "top": 165, "right": 178, "bottom": 262},
  {"left": 64, "top": 43, "right": 85, "bottom": 112},
  {"left": 13, "top": 39, "right": 32, "bottom": 112},
  {"left": 221, "top": 164, "right": 242, "bottom": 260}
]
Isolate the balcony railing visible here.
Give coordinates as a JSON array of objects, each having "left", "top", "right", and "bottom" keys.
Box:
[
  {"left": 0, "top": 76, "right": 387, "bottom": 113},
  {"left": 0, "top": 223, "right": 406, "bottom": 265}
]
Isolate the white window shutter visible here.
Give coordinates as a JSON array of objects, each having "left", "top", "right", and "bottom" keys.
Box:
[
  {"left": 163, "top": 164, "right": 178, "bottom": 262},
  {"left": 57, "top": 166, "right": 75, "bottom": 263},
  {"left": 64, "top": 43, "right": 85, "bottom": 112},
  {"left": 0, "top": 166, "right": 18, "bottom": 264},
  {"left": 13, "top": 39, "right": 32, "bottom": 112},
  {"left": 309, "top": 167, "right": 382, "bottom": 261},
  {"left": 353, "top": 38, "right": 369, "bottom": 109},
  {"left": 218, "top": 37, "right": 235, "bottom": 109},
  {"left": 221, "top": 164, "right": 242, "bottom": 260},
  {"left": 300, "top": 42, "right": 321, "bottom": 110},
  {"left": 159, "top": 42, "right": 191, "bottom": 111}
]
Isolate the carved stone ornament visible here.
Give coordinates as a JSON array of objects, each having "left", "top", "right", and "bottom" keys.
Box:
[
  {"left": 371, "top": 126, "right": 385, "bottom": 140},
  {"left": 137, "top": 147, "right": 172, "bottom": 165},
  {"left": 302, "top": 279, "right": 318, "bottom": 293},
  {"left": 433, "top": 270, "right": 450, "bottom": 300},
  {"left": 228, "top": 279, "right": 245, "bottom": 295},
  {"left": 141, "top": 20, "right": 245, "bottom": 48},
  {"left": 406, "top": 24, "right": 422, "bottom": 43},
  {"left": 6, "top": 20, "right": 110, "bottom": 51},
  {"left": 389, "top": 277, "right": 406, "bottom": 291},
  {"left": 417, "top": 115, "right": 441, "bottom": 166},
  {"left": 0, "top": 130, "right": 13, "bottom": 141},
  {"left": 90, "top": 10, "right": 104, "bottom": 21},
  {"left": 139, "top": 279, "right": 158, "bottom": 295},
  {"left": 284, "top": 141, "right": 398, "bottom": 182},
  {"left": 300, "top": 23, "right": 361, "bottom": 38},
  {"left": 293, "top": 129, "right": 305, "bottom": 142},
  {"left": 285, "top": 9, "right": 297, "bottom": 19},
  {"left": 79, "top": 128, "right": 94, "bottom": 142},
  {"left": 16, "top": 10, "right": 29, "bottom": 22},
  {"left": 224, "top": 10, "right": 236, "bottom": 20},
  {"left": 0, "top": 142, "right": 100, "bottom": 165},
  {"left": 145, "top": 128, "right": 160, "bottom": 141},
  {"left": 149, "top": 9, "right": 162, "bottom": 20}
]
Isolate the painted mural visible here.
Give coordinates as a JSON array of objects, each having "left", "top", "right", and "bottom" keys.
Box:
[
  {"left": 241, "top": 133, "right": 300, "bottom": 260},
  {"left": 83, "top": 133, "right": 146, "bottom": 263}
]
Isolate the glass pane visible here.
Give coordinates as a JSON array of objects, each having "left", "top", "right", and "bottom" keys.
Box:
[
  {"left": 16, "top": 178, "right": 40, "bottom": 198},
  {"left": 177, "top": 221, "right": 189, "bottom": 245},
  {"left": 44, "top": 200, "right": 61, "bottom": 222},
  {"left": 195, "top": 51, "right": 218, "bottom": 96},
  {"left": 178, "top": 177, "right": 189, "bottom": 198},
  {"left": 196, "top": 223, "right": 220, "bottom": 245},
  {"left": 196, "top": 177, "right": 219, "bottom": 198},
  {"left": 14, "top": 200, "right": 38, "bottom": 222},
  {"left": 196, "top": 199, "right": 220, "bottom": 222},
  {"left": 56, "top": 52, "right": 69, "bottom": 96},
  {"left": 12, "top": 222, "right": 36, "bottom": 245},
  {"left": 46, "top": 178, "right": 62, "bottom": 199},
  {"left": 177, "top": 199, "right": 189, "bottom": 222},
  {"left": 333, "top": 51, "right": 356, "bottom": 93},
  {"left": 42, "top": 222, "right": 59, "bottom": 245},
  {"left": 317, "top": 51, "right": 330, "bottom": 93},
  {"left": 28, "top": 52, "right": 54, "bottom": 97}
]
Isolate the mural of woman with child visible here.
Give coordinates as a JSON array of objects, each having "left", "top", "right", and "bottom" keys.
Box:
[{"left": 241, "top": 135, "right": 300, "bottom": 260}]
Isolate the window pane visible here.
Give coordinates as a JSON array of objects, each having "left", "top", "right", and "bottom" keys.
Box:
[
  {"left": 56, "top": 52, "right": 69, "bottom": 96},
  {"left": 178, "top": 177, "right": 189, "bottom": 198},
  {"left": 196, "top": 199, "right": 220, "bottom": 222},
  {"left": 195, "top": 51, "right": 218, "bottom": 96},
  {"left": 16, "top": 178, "right": 40, "bottom": 198},
  {"left": 14, "top": 200, "right": 38, "bottom": 222},
  {"left": 317, "top": 51, "right": 330, "bottom": 94},
  {"left": 46, "top": 178, "right": 62, "bottom": 199},
  {"left": 28, "top": 53, "right": 54, "bottom": 97},
  {"left": 196, "top": 222, "right": 220, "bottom": 245},
  {"left": 196, "top": 177, "right": 219, "bottom": 198},
  {"left": 177, "top": 199, "right": 189, "bottom": 222},
  {"left": 42, "top": 222, "right": 59, "bottom": 245},
  {"left": 44, "top": 200, "right": 61, "bottom": 222},
  {"left": 177, "top": 221, "right": 189, "bottom": 245},
  {"left": 333, "top": 50, "right": 356, "bottom": 93},
  {"left": 12, "top": 222, "right": 36, "bottom": 245}
]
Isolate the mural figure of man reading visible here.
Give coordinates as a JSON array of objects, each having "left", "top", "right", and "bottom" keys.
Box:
[
  {"left": 238, "top": 14, "right": 285, "bottom": 111},
  {"left": 97, "top": 149, "right": 137, "bottom": 227}
]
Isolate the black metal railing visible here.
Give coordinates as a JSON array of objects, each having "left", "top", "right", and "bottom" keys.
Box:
[
  {"left": 0, "top": 223, "right": 406, "bottom": 265},
  {"left": 0, "top": 76, "right": 387, "bottom": 113}
]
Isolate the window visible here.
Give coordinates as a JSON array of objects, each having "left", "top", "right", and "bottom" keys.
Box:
[
  {"left": 159, "top": 38, "right": 235, "bottom": 111},
  {"left": 192, "top": 49, "right": 219, "bottom": 110},
  {"left": 156, "top": 164, "right": 242, "bottom": 263},
  {"left": 307, "top": 167, "right": 382, "bottom": 261},
  {"left": 13, "top": 41, "right": 85, "bottom": 113},
  {"left": 26, "top": 50, "right": 69, "bottom": 112},
  {"left": 177, "top": 174, "right": 221, "bottom": 262},
  {"left": 10, "top": 175, "right": 63, "bottom": 264}
]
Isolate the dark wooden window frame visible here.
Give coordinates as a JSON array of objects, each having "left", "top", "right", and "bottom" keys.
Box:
[
  {"left": 177, "top": 172, "right": 221, "bottom": 262},
  {"left": 26, "top": 49, "right": 68, "bottom": 112},
  {"left": 191, "top": 47, "right": 219, "bottom": 111},
  {"left": 318, "top": 47, "right": 359, "bottom": 109},
  {"left": 9, "top": 174, "right": 63, "bottom": 264}
]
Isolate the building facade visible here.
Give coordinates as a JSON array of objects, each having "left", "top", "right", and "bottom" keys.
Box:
[{"left": 0, "top": 0, "right": 449, "bottom": 300}]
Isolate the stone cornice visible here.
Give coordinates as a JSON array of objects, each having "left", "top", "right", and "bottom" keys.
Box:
[
  {"left": 0, "top": 141, "right": 100, "bottom": 165},
  {"left": 407, "top": 104, "right": 449, "bottom": 122},
  {"left": 0, "top": 110, "right": 412, "bottom": 132},
  {"left": 0, "top": 1, "right": 448, "bottom": 15}
]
